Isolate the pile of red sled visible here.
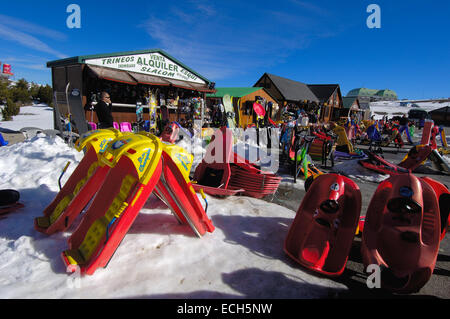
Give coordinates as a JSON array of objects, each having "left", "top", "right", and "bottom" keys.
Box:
[
  {"left": 193, "top": 127, "right": 281, "bottom": 199},
  {"left": 284, "top": 172, "right": 450, "bottom": 294},
  {"left": 359, "top": 144, "right": 450, "bottom": 176}
]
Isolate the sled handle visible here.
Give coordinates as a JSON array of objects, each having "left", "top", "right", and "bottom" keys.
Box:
[
  {"left": 199, "top": 189, "right": 208, "bottom": 214},
  {"left": 58, "top": 161, "right": 71, "bottom": 190}
]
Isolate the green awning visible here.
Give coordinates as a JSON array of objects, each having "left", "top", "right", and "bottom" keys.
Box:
[{"left": 207, "top": 87, "right": 264, "bottom": 98}]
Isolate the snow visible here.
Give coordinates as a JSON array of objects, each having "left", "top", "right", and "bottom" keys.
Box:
[
  {"left": 0, "top": 105, "right": 348, "bottom": 299},
  {"left": 0, "top": 104, "right": 54, "bottom": 132},
  {"left": 369, "top": 100, "right": 450, "bottom": 120}
]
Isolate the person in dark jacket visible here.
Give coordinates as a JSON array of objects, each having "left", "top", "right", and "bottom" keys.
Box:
[{"left": 95, "top": 92, "right": 114, "bottom": 129}]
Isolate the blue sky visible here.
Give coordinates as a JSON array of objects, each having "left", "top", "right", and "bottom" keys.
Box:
[{"left": 0, "top": 0, "right": 449, "bottom": 99}]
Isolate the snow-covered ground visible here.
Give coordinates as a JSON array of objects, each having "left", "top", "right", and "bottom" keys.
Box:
[
  {"left": 369, "top": 100, "right": 450, "bottom": 120},
  {"left": 0, "top": 104, "right": 54, "bottom": 132}
]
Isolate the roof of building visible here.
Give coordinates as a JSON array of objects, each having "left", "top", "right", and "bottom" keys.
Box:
[
  {"left": 375, "top": 89, "right": 398, "bottom": 99},
  {"left": 46, "top": 48, "right": 212, "bottom": 85},
  {"left": 342, "top": 96, "right": 360, "bottom": 109},
  {"left": 307, "top": 84, "right": 340, "bottom": 103},
  {"left": 256, "top": 73, "right": 319, "bottom": 103},
  {"left": 347, "top": 87, "right": 398, "bottom": 99}
]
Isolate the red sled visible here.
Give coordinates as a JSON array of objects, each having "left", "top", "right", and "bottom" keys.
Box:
[
  {"left": 359, "top": 151, "right": 410, "bottom": 175},
  {"left": 193, "top": 127, "right": 281, "bottom": 198},
  {"left": 284, "top": 173, "right": 362, "bottom": 277},
  {"left": 193, "top": 127, "right": 234, "bottom": 195},
  {"left": 0, "top": 202, "right": 25, "bottom": 215},
  {"left": 192, "top": 184, "right": 244, "bottom": 197},
  {"left": 397, "top": 145, "right": 432, "bottom": 171},
  {"left": 160, "top": 123, "right": 180, "bottom": 144},
  {"left": 420, "top": 177, "right": 450, "bottom": 241},
  {"left": 361, "top": 173, "right": 441, "bottom": 294}
]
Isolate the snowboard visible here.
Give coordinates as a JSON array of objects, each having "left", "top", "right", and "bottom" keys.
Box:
[
  {"left": 149, "top": 93, "right": 158, "bottom": 133},
  {"left": 0, "top": 189, "right": 24, "bottom": 215},
  {"left": 135, "top": 102, "right": 144, "bottom": 132},
  {"left": 223, "top": 94, "right": 236, "bottom": 129}
]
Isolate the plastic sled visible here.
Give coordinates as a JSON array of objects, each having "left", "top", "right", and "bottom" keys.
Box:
[
  {"left": 154, "top": 143, "right": 215, "bottom": 237},
  {"left": 398, "top": 145, "right": 432, "bottom": 171},
  {"left": 120, "top": 122, "right": 132, "bottom": 132},
  {"left": 35, "top": 129, "right": 123, "bottom": 234},
  {"left": 161, "top": 123, "right": 180, "bottom": 144},
  {"left": 359, "top": 151, "right": 409, "bottom": 176},
  {"left": 63, "top": 133, "right": 164, "bottom": 275},
  {"left": 0, "top": 189, "right": 20, "bottom": 206},
  {"left": 284, "top": 173, "right": 362, "bottom": 276},
  {"left": 332, "top": 125, "right": 354, "bottom": 154},
  {"left": 88, "top": 122, "right": 97, "bottom": 130},
  {"left": 253, "top": 102, "right": 265, "bottom": 117},
  {"left": 193, "top": 127, "right": 234, "bottom": 195},
  {"left": 191, "top": 183, "right": 244, "bottom": 197},
  {"left": 0, "top": 189, "right": 24, "bottom": 215},
  {"left": 428, "top": 149, "right": 450, "bottom": 174},
  {"left": 268, "top": 118, "right": 278, "bottom": 127},
  {"left": 0, "top": 132, "right": 9, "bottom": 146},
  {"left": 62, "top": 133, "right": 214, "bottom": 275},
  {"left": 334, "top": 150, "right": 366, "bottom": 160},
  {"left": 421, "top": 177, "right": 450, "bottom": 241},
  {"left": 361, "top": 173, "right": 441, "bottom": 294},
  {"left": 421, "top": 120, "right": 434, "bottom": 145},
  {"left": 173, "top": 121, "right": 193, "bottom": 139}
]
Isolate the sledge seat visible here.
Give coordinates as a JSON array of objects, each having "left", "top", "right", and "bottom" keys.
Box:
[
  {"left": 398, "top": 144, "right": 432, "bottom": 171},
  {"left": 193, "top": 127, "right": 280, "bottom": 198},
  {"left": 284, "top": 173, "right": 362, "bottom": 276},
  {"left": 193, "top": 127, "right": 234, "bottom": 194},
  {"left": 161, "top": 123, "right": 180, "bottom": 144},
  {"left": 120, "top": 122, "right": 132, "bottom": 132},
  {"left": 88, "top": 122, "right": 97, "bottom": 130},
  {"left": 361, "top": 173, "right": 441, "bottom": 293}
]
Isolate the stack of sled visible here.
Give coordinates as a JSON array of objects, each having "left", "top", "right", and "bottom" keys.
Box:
[
  {"left": 228, "top": 154, "right": 282, "bottom": 199},
  {"left": 193, "top": 127, "right": 281, "bottom": 199}
]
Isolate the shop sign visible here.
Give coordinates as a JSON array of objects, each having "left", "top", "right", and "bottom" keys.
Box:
[
  {"left": 2, "top": 64, "right": 13, "bottom": 75},
  {"left": 85, "top": 52, "right": 206, "bottom": 85}
]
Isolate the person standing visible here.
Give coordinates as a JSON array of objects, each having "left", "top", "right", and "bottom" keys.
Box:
[
  {"left": 398, "top": 114, "right": 413, "bottom": 144},
  {"left": 95, "top": 92, "right": 114, "bottom": 129}
]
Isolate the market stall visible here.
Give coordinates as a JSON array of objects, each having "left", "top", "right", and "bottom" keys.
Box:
[{"left": 47, "top": 49, "right": 216, "bottom": 136}]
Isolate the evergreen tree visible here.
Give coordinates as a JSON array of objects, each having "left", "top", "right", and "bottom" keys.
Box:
[{"left": 12, "top": 78, "right": 32, "bottom": 105}]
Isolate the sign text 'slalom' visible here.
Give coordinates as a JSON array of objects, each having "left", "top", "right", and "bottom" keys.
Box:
[{"left": 84, "top": 52, "right": 206, "bottom": 85}]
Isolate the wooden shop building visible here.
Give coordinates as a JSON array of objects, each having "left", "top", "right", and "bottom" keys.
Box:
[{"left": 47, "top": 49, "right": 215, "bottom": 135}]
